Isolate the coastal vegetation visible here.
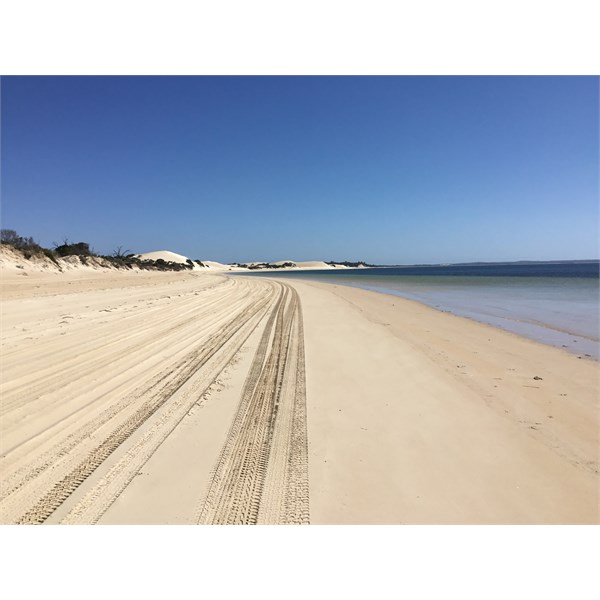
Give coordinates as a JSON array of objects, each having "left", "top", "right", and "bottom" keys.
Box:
[
  {"left": 232, "top": 261, "right": 297, "bottom": 270},
  {"left": 0, "top": 229, "right": 197, "bottom": 272},
  {"left": 326, "top": 260, "right": 375, "bottom": 267}
]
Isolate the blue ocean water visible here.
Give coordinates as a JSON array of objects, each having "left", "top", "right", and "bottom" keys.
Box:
[{"left": 239, "top": 262, "right": 600, "bottom": 359}]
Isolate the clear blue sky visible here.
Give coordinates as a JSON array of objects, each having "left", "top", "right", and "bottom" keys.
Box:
[{"left": 1, "top": 76, "right": 598, "bottom": 264}]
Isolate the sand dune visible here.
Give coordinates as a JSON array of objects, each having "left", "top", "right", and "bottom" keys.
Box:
[
  {"left": 0, "top": 244, "right": 124, "bottom": 275},
  {"left": 0, "top": 266, "right": 597, "bottom": 524},
  {"left": 135, "top": 252, "right": 350, "bottom": 271},
  {"left": 133, "top": 251, "right": 238, "bottom": 271},
  {"left": 0, "top": 243, "right": 360, "bottom": 285},
  {"left": 200, "top": 260, "right": 244, "bottom": 271},
  {"left": 135, "top": 250, "right": 194, "bottom": 264},
  {"left": 294, "top": 260, "right": 343, "bottom": 269},
  {"left": 239, "top": 260, "right": 351, "bottom": 270}
]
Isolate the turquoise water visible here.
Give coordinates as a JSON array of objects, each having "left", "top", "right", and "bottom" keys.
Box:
[{"left": 237, "top": 263, "right": 600, "bottom": 359}]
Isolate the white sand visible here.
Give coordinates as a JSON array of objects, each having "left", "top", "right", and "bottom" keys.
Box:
[
  {"left": 0, "top": 244, "right": 126, "bottom": 275},
  {"left": 135, "top": 251, "right": 352, "bottom": 271},
  {"left": 290, "top": 279, "right": 598, "bottom": 524},
  {"left": 200, "top": 260, "right": 245, "bottom": 271},
  {"left": 1, "top": 262, "right": 597, "bottom": 524},
  {"left": 294, "top": 260, "right": 343, "bottom": 269},
  {"left": 135, "top": 250, "right": 194, "bottom": 264}
]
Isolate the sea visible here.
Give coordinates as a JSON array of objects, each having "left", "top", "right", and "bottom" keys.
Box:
[{"left": 238, "top": 262, "right": 600, "bottom": 359}]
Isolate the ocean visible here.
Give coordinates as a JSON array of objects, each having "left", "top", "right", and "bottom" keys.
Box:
[{"left": 238, "top": 262, "right": 600, "bottom": 359}]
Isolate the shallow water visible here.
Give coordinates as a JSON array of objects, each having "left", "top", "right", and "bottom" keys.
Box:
[{"left": 239, "top": 263, "right": 600, "bottom": 359}]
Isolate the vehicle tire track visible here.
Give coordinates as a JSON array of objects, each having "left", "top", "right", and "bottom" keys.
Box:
[
  {"left": 60, "top": 297, "right": 273, "bottom": 524},
  {"left": 196, "top": 282, "right": 309, "bottom": 525},
  {"left": 0, "top": 282, "right": 271, "bottom": 494},
  {"left": 5, "top": 283, "right": 275, "bottom": 524},
  {"left": 1, "top": 284, "right": 256, "bottom": 450},
  {"left": 1, "top": 279, "right": 243, "bottom": 416},
  {"left": 194, "top": 285, "right": 285, "bottom": 523}
]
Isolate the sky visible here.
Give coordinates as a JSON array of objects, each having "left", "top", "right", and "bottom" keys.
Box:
[{"left": 1, "top": 76, "right": 598, "bottom": 264}]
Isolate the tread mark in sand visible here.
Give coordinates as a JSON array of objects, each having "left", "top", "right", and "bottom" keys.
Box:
[
  {"left": 196, "top": 282, "right": 309, "bottom": 525},
  {"left": 11, "top": 289, "right": 271, "bottom": 525}
]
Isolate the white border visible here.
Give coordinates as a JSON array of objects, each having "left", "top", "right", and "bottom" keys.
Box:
[
  {"left": 0, "top": 1, "right": 599, "bottom": 74},
  {"left": 2, "top": 525, "right": 599, "bottom": 599}
]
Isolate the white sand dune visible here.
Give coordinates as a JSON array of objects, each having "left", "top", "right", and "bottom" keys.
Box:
[
  {"left": 245, "top": 260, "right": 350, "bottom": 270},
  {"left": 294, "top": 261, "right": 335, "bottom": 269},
  {"left": 135, "top": 250, "right": 193, "bottom": 264},
  {"left": 200, "top": 260, "right": 245, "bottom": 271},
  {"left": 0, "top": 245, "right": 356, "bottom": 277},
  {"left": 135, "top": 252, "right": 243, "bottom": 271},
  {"left": 0, "top": 244, "right": 128, "bottom": 275},
  {"left": 134, "top": 253, "right": 349, "bottom": 271},
  {"left": 270, "top": 260, "right": 297, "bottom": 267}
]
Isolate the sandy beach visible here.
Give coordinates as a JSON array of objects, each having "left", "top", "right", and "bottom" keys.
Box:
[{"left": 0, "top": 267, "right": 597, "bottom": 524}]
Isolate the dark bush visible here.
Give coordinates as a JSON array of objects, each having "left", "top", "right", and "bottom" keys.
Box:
[
  {"left": 1, "top": 229, "right": 42, "bottom": 253},
  {"left": 1, "top": 229, "right": 20, "bottom": 245},
  {"left": 54, "top": 242, "right": 92, "bottom": 257}
]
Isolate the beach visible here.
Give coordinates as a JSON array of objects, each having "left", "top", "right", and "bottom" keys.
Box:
[{"left": 0, "top": 267, "right": 598, "bottom": 524}]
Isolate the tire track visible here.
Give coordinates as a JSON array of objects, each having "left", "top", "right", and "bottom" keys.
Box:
[
  {"left": 0, "top": 276, "right": 231, "bottom": 361},
  {"left": 205, "top": 285, "right": 291, "bottom": 524},
  {"left": 60, "top": 297, "right": 273, "bottom": 524},
  {"left": 0, "top": 279, "right": 262, "bottom": 462},
  {"left": 1, "top": 291, "right": 255, "bottom": 452},
  {"left": 1, "top": 278, "right": 242, "bottom": 416},
  {"left": 0, "top": 289, "right": 258, "bottom": 506},
  {"left": 3, "top": 281, "right": 275, "bottom": 524},
  {"left": 196, "top": 283, "right": 309, "bottom": 525},
  {"left": 194, "top": 285, "right": 286, "bottom": 523},
  {"left": 281, "top": 294, "right": 310, "bottom": 524}
]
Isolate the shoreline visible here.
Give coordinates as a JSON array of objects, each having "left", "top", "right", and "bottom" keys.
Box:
[
  {"left": 1, "top": 268, "right": 598, "bottom": 524},
  {"left": 234, "top": 271, "right": 600, "bottom": 361},
  {"left": 269, "top": 276, "right": 598, "bottom": 523},
  {"left": 345, "top": 282, "right": 599, "bottom": 361}
]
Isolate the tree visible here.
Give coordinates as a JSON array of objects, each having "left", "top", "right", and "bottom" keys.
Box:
[
  {"left": 1, "top": 229, "right": 41, "bottom": 252},
  {"left": 112, "top": 246, "right": 131, "bottom": 259},
  {"left": 54, "top": 241, "right": 92, "bottom": 257},
  {"left": 1, "top": 229, "right": 19, "bottom": 245}
]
